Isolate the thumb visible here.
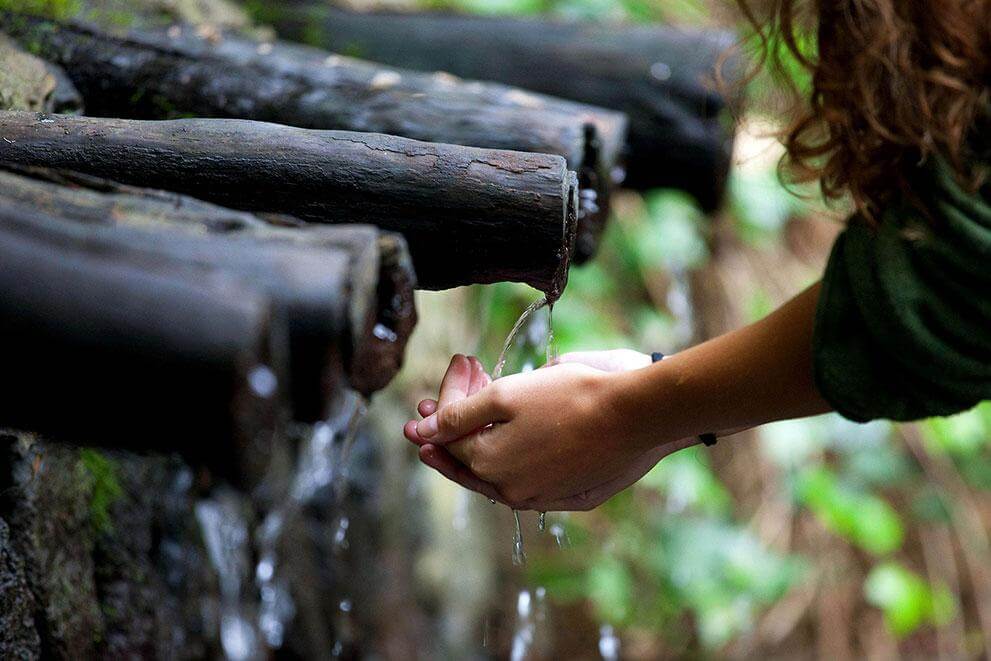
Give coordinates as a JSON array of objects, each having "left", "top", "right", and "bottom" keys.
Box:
[{"left": 416, "top": 386, "right": 508, "bottom": 444}]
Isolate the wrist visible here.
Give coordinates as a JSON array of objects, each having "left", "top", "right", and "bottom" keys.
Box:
[{"left": 598, "top": 365, "right": 685, "bottom": 454}]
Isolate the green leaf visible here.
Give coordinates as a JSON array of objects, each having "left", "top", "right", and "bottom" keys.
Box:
[
  {"left": 640, "top": 190, "right": 708, "bottom": 271},
  {"left": 864, "top": 562, "right": 957, "bottom": 637},
  {"left": 796, "top": 467, "right": 904, "bottom": 555},
  {"left": 922, "top": 403, "right": 991, "bottom": 457},
  {"left": 587, "top": 556, "right": 634, "bottom": 623},
  {"left": 640, "top": 451, "right": 732, "bottom": 517}
]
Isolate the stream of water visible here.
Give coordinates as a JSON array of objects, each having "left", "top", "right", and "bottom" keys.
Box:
[
  {"left": 196, "top": 389, "right": 367, "bottom": 659},
  {"left": 490, "top": 295, "right": 558, "bottom": 568}
]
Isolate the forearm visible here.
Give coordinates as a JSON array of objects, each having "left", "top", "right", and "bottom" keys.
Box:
[{"left": 607, "top": 282, "right": 832, "bottom": 451}]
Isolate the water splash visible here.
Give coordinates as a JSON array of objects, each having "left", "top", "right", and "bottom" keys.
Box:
[
  {"left": 250, "top": 390, "right": 367, "bottom": 654},
  {"left": 598, "top": 624, "right": 621, "bottom": 661},
  {"left": 195, "top": 491, "right": 261, "bottom": 661}
]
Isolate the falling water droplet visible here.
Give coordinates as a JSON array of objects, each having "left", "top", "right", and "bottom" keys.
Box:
[
  {"left": 373, "top": 323, "right": 399, "bottom": 343},
  {"left": 452, "top": 489, "right": 469, "bottom": 532},
  {"left": 512, "top": 510, "right": 526, "bottom": 566},
  {"left": 599, "top": 624, "right": 621, "bottom": 661},
  {"left": 650, "top": 61, "right": 672, "bottom": 81},
  {"left": 537, "top": 512, "right": 546, "bottom": 532},
  {"left": 549, "top": 523, "right": 571, "bottom": 549},
  {"left": 339, "top": 598, "right": 352, "bottom": 613},
  {"left": 248, "top": 365, "right": 278, "bottom": 399},
  {"left": 333, "top": 516, "right": 350, "bottom": 552},
  {"left": 489, "top": 498, "right": 497, "bottom": 505},
  {"left": 510, "top": 590, "right": 534, "bottom": 661}
]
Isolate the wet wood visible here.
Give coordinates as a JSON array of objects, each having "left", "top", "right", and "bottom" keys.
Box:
[
  {"left": 261, "top": 5, "right": 742, "bottom": 211},
  {"left": 0, "top": 111, "right": 578, "bottom": 299},
  {"left": 0, "top": 200, "right": 282, "bottom": 470},
  {"left": 0, "top": 11, "right": 622, "bottom": 262},
  {"left": 0, "top": 164, "right": 418, "bottom": 409}
]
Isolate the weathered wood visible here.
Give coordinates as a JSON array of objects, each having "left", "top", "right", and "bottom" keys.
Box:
[
  {"left": 0, "top": 11, "right": 623, "bottom": 262},
  {"left": 0, "top": 111, "right": 578, "bottom": 298},
  {"left": 0, "top": 164, "right": 416, "bottom": 409},
  {"left": 259, "top": 5, "right": 742, "bottom": 210},
  {"left": 0, "top": 201, "right": 283, "bottom": 467}
]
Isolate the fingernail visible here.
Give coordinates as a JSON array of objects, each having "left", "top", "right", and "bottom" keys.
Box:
[{"left": 417, "top": 415, "right": 438, "bottom": 439}]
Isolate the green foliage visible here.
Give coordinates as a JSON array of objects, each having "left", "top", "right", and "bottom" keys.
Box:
[
  {"left": 796, "top": 466, "right": 904, "bottom": 556},
  {"left": 79, "top": 449, "right": 123, "bottom": 535},
  {"left": 864, "top": 562, "right": 956, "bottom": 637},
  {"left": 0, "top": 0, "right": 81, "bottom": 19},
  {"left": 439, "top": 0, "right": 987, "bottom": 653}
]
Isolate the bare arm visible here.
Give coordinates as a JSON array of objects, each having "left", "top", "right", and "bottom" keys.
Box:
[
  {"left": 406, "top": 283, "right": 832, "bottom": 509},
  {"left": 609, "top": 281, "right": 831, "bottom": 452}
]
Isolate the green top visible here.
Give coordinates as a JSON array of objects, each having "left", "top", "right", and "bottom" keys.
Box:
[{"left": 814, "top": 158, "right": 991, "bottom": 422}]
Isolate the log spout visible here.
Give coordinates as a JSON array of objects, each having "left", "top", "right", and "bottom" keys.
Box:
[
  {"left": 0, "top": 164, "right": 418, "bottom": 410},
  {"left": 258, "top": 5, "right": 742, "bottom": 211},
  {"left": 0, "top": 111, "right": 578, "bottom": 299},
  {"left": 0, "top": 11, "right": 622, "bottom": 262}
]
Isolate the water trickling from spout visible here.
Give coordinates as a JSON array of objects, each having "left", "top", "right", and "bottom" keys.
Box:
[
  {"left": 493, "top": 297, "right": 548, "bottom": 380},
  {"left": 195, "top": 491, "right": 261, "bottom": 661},
  {"left": 250, "top": 390, "right": 367, "bottom": 654},
  {"left": 537, "top": 512, "right": 546, "bottom": 532},
  {"left": 492, "top": 295, "right": 555, "bottom": 565}
]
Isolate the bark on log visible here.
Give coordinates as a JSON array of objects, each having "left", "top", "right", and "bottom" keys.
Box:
[
  {"left": 0, "top": 202, "right": 282, "bottom": 468},
  {"left": 258, "top": 5, "right": 741, "bottom": 210},
  {"left": 0, "top": 111, "right": 578, "bottom": 299},
  {"left": 0, "top": 163, "right": 417, "bottom": 409},
  {"left": 0, "top": 11, "right": 622, "bottom": 262}
]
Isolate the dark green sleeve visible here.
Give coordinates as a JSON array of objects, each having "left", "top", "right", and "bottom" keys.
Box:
[{"left": 813, "top": 160, "right": 991, "bottom": 422}]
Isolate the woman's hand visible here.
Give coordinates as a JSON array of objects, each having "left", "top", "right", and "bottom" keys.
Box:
[
  {"left": 406, "top": 350, "right": 690, "bottom": 511},
  {"left": 405, "top": 358, "right": 678, "bottom": 509}
]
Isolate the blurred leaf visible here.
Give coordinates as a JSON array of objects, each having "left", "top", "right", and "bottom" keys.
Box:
[
  {"left": 653, "top": 518, "right": 805, "bottom": 648},
  {"left": 864, "top": 562, "right": 956, "bottom": 637},
  {"left": 729, "top": 166, "right": 797, "bottom": 242},
  {"left": 842, "top": 443, "right": 915, "bottom": 489},
  {"left": 640, "top": 190, "right": 708, "bottom": 271},
  {"left": 796, "top": 467, "right": 904, "bottom": 555},
  {"left": 922, "top": 403, "right": 991, "bottom": 457},
  {"left": 587, "top": 555, "right": 634, "bottom": 623},
  {"left": 640, "top": 450, "right": 732, "bottom": 517}
]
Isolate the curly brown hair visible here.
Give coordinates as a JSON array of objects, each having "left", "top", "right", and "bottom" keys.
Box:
[{"left": 737, "top": 0, "right": 991, "bottom": 222}]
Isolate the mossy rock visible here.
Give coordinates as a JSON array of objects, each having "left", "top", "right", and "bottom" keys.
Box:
[
  {"left": 80, "top": 0, "right": 251, "bottom": 29},
  {"left": 0, "top": 33, "right": 56, "bottom": 111},
  {"left": 0, "top": 431, "right": 104, "bottom": 658}
]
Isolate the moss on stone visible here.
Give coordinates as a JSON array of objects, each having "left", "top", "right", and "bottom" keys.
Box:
[
  {"left": 79, "top": 449, "right": 123, "bottom": 536},
  {"left": 0, "top": 0, "right": 81, "bottom": 20}
]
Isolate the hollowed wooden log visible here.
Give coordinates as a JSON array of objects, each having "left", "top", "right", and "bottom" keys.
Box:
[
  {"left": 0, "top": 11, "right": 622, "bottom": 261},
  {"left": 0, "top": 111, "right": 578, "bottom": 299},
  {"left": 259, "top": 5, "right": 742, "bottom": 211},
  {"left": 0, "top": 164, "right": 418, "bottom": 412}
]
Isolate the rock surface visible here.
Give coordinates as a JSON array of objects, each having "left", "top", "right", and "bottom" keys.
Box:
[{"left": 0, "top": 34, "right": 56, "bottom": 112}]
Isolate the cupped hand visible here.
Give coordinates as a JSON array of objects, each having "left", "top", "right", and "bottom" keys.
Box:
[{"left": 405, "top": 360, "right": 678, "bottom": 509}]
